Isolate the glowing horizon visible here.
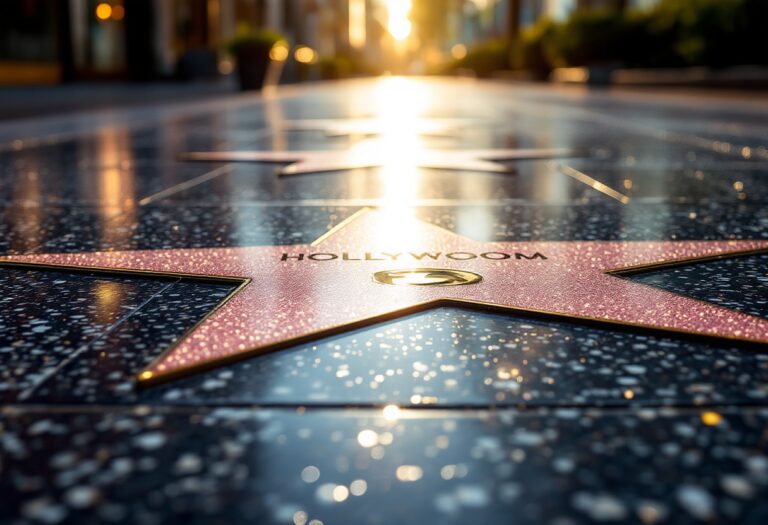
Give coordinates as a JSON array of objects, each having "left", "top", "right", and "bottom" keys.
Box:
[
  {"left": 349, "top": 0, "right": 366, "bottom": 48},
  {"left": 386, "top": 0, "right": 412, "bottom": 41}
]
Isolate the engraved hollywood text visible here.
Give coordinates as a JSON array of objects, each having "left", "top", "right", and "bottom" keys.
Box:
[{"left": 280, "top": 251, "right": 548, "bottom": 261}]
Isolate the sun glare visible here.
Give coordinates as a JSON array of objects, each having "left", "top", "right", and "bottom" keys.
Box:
[
  {"left": 349, "top": 0, "right": 366, "bottom": 48},
  {"left": 358, "top": 77, "right": 430, "bottom": 247},
  {"left": 386, "top": 0, "right": 412, "bottom": 41}
]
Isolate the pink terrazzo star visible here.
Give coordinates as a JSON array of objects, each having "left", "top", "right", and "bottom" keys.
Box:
[{"left": 3, "top": 209, "right": 768, "bottom": 386}]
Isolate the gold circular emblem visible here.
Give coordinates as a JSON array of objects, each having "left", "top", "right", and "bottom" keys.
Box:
[{"left": 373, "top": 268, "right": 482, "bottom": 286}]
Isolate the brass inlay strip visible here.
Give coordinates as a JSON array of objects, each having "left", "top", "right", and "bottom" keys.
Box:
[
  {"left": 606, "top": 246, "right": 768, "bottom": 276},
  {"left": 139, "top": 164, "right": 234, "bottom": 205},
  {"left": 310, "top": 207, "right": 373, "bottom": 246},
  {"left": 0, "top": 260, "right": 247, "bottom": 285},
  {"left": 558, "top": 164, "right": 631, "bottom": 204}
]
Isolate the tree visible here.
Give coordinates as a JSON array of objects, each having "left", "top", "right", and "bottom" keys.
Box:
[{"left": 507, "top": 0, "right": 521, "bottom": 41}]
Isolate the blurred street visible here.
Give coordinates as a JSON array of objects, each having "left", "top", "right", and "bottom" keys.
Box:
[{"left": 0, "top": 80, "right": 237, "bottom": 121}]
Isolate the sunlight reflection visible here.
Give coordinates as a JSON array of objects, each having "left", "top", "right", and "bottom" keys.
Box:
[
  {"left": 348, "top": 0, "right": 366, "bottom": 48},
  {"left": 386, "top": 0, "right": 412, "bottom": 41},
  {"left": 94, "top": 280, "right": 123, "bottom": 325},
  {"left": 11, "top": 158, "right": 43, "bottom": 252},
  {"left": 265, "top": 92, "right": 287, "bottom": 151},
  {"left": 96, "top": 128, "right": 136, "bottom": 246},
  {"left": 358, "top": 77, "right": 430, "bottom": 247}
]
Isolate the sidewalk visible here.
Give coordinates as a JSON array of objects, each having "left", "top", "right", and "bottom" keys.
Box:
[{"left": 0, "top": 78, "right": 237, "bottom": 121}]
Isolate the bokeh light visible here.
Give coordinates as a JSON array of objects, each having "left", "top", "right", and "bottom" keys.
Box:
[
  {"left": 451, "top": 43, "right": 467, "bottom": 60},
  {"left": 95, "top": 3, "right": 112, "bottom": 21},
  {"left": 269, "top": 42, "right": 290, "bottom": 62},
  {"left": 294, "top": 46, "right": 317, "bottom": 64},
  {"left": 112, "top": 5, "right": 125, "bottom": 21}
]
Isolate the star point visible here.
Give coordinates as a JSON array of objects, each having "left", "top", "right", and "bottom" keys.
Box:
[
  {"left": 280, "top": 118, "right": 470, "bottom": 137},
  {"left": 181, "top": 148, "right": 577, "bottom": 176}
]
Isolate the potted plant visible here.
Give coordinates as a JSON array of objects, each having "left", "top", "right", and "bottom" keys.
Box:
[{"left": 225, "top": 28, "right": 287, "bottom": 91}]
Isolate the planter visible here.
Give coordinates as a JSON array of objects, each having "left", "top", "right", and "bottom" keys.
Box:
[{"left": 235, "top": 43, "right": 273, "bottom": 91}]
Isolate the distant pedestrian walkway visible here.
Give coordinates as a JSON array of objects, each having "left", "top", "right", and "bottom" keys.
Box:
[{"left": 0, "top": 79, "right": 236, "bottom": 121}]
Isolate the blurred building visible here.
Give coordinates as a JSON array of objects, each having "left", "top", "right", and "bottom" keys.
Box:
[
  {"left": 0, "top": 0, "right": 668, "bottom": 86},
  {"left": 541, "top": 0, "right": 661, "bottom": 20},
  {"left": 0, "top": 0, "right": 353, "bottom": 85}
]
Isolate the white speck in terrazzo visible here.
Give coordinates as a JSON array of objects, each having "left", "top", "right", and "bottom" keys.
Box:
[
  {"left": 572, "top": 492, "right": 628, "bottom": 521},
  {"left": 511, "top": 429, "right": 544, "bottom": 447},
  {"left": 21, "top": 497, "right": 67, "bottom": 524},
  {"left": 720, "top": 474, "right": 755, "bottom": 499},
  {"left": 49, "top": 452, "right": 78, "bottom": 470},
  {"left": 434, "top": 493, "right": 459, "bottom": 515},
  {"left": 673, "top": 422, "right": 696, "bottom": 438},
  {"left": 677, "top": 485, "right": 716, "bottom": 520},
  {"left": 201, "top": 378, "right": 226, "bottom": 390},
  {"left": 623, "top": 364, "right": 647, "bottom": 375},
  {"left": 2, "top": 432, "right": 27, "bottom": 456},
  {"left": 174, "top": 453, "right": 203, "bottom": 474},
  {"left": 552, "top": 457, "right": 575, "bottom": 473},
  {"left": 744, "top": 455, "right": 768, "bottom": 479},
  {"left": 635, "top": 500, "right": 668, "bottom": 524},
  {"left": 454, "top": 485, "right": 490, "bottom": 507},
  {"left": 132, "top": 431, "right": 167, "bottom": 450},
  {"left": 63, "top": 485, "right": 100, "bottom": 509},
  {"left": 498, "top": 482, "right": 521, "bottom": 502}
]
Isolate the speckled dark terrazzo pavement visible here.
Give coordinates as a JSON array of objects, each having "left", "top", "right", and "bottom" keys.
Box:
[
  {"left": 1, "top": 78, "right": 768, "bottom": 524},
  {"left": 3, "top": 407, "right": 768, "bottom": 525}
]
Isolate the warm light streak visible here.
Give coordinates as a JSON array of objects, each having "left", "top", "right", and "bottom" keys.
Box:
[
  {"left": 11, "top": 161, "right": 42, "bottom": 252},
  {"left": 386, "top": 0, "right": 412, "bottom": 41},
  {"left": 356, "top": 77, "right": 430, "bottom": 248},
  {"left": 94, "top": 280, "right": 124, "bottom": 324},
  {"left": 95, "top": 129, "right": 136, "bottom": 247},
  {"left": 349, "top": 0, "right": 366, "bottom": 48}
]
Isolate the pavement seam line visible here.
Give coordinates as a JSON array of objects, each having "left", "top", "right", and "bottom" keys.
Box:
[
  {"left": 17, "top": 279, "right": 179, "bottom": 401},
  {"left": 138, "top": 163, "right": 235, "bottom": 205}
]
